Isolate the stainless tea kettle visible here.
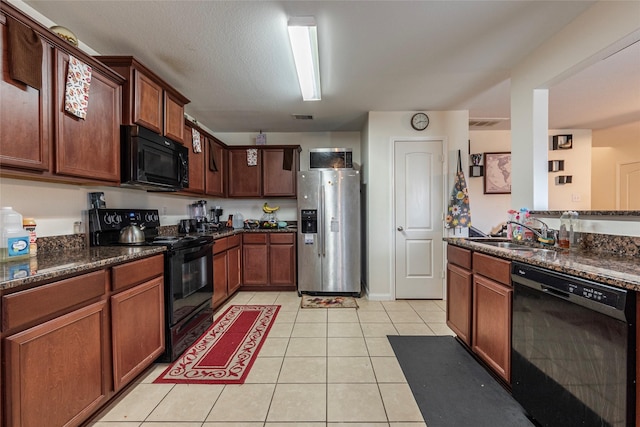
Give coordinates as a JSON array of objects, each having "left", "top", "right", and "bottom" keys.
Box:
[{"left": 119, "top": 224, "right": 145, "bottom": 244}]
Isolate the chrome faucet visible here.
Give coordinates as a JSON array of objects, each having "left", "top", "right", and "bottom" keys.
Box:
[{"left": 506, "top": 219, "right": 557, "bottom": 245}]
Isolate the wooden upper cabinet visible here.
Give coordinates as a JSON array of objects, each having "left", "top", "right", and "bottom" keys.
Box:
[
  {"left": 205, "top": 136, "right": 226, "bottom": 197},
  {"left": 228, "top": 148, "right": 262, "bottom": 197},
  {"left": 0, "top": 14, "right": 51, "bottom": 172},
  {"left": 182, "top": 122, "right": 205, "bottom": 194},
  {"left": 54, "top": 49, "right": 121, "bottom": 182},
  {"left": 1, "top": 4, "right": 124, "bottom": 185},
  {"left": 133, "top": 69, "right": 162, "bottom": 133},
  {"left": 164, "top": 92, "right": 184, "bottom": 142},
  {"left": 262, "top": 148, "right": 298, "bottom": 197},
  {"left": 227, "top": 146, "right": 300, "bottom": 198},
  {"left": 97, "top": 56, "right": 189, "bottom": 142}
]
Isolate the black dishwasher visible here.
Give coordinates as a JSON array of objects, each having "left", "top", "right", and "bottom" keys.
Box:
[{"left": 511, "top": 262, "right": 635, "bottom": 427}]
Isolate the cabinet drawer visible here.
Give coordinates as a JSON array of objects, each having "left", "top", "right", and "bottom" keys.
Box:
[
  {"left": 3, "top": 269, "right": 107, "bottom": 331},
  {"left": 473, "top": 252, "right": 511, "bottom": 285},
  {"left": 269, "top": 233, "right": 295, "bottom": 244},
  {"left": 243, "top": 233, "right": 268, "bottom": 244},
  {"left": 447, "top": 245, "right": 472, "bottom": 269},
  {"left": 214, "top": 236, "right": 229, "bottom": 254},
  {"left": 227, "top": 234, "right": 241, "bottom": 248},
  {"left": 112, "top": 255, "right": 164, "bottom": 292}
]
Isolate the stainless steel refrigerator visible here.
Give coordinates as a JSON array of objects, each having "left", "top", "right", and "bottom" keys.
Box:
[{"left": 297, "top": 169, "right": 361, "bottom": 295}]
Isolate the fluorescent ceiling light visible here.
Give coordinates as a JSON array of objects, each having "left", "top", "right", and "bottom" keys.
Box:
[{"left": 288, "top": 16, "right": 321, "bottom": 101}]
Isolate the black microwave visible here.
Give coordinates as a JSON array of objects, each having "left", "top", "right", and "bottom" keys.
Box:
[
  {"left": 309, "top": 148, "right": 353, "bottom": 169},
  {"left": 121, "top": 125, "right": 189, "bottom": 191}
]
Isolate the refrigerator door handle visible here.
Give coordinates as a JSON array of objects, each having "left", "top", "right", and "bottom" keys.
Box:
[{"left": 320, "top": 185, "right": 326, "bottom": 256}]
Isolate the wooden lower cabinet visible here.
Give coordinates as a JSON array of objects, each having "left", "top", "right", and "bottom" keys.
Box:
[
  {"left": 269, "top": 233, "right": 296, "bottom": 286},
  {"left": 111, "top": 276, "right": 164, "bottom": 391},
  {"left": 4, "top": 300, "right": 110, "bottom": 427},
  {"left": 110, "top": 255, "right": 164, "bottom": 391},
  {"left": 242, "top": 232, "right": 296, "bottom": 291},
  {"left": 446, "top": 262, "right": 473, "bottom": 346},
  {"left": 213, "top": 237, "right": 230, "bottom": 308},
  {"left": 227, "top": 236, "right": 242, "bottom": 294},
  {"left": 1, "top": 254, "right": 165, "bottom": 427},
  {"left": 472, "top": 272, "right": 512, "bottom": 383},
  {"left": 242, "top": 234, "right": 269, "bottom": 286},
  {"left": 213, "top": 235, "right": 242, "bottom": 309},
  {"left": 445, "top": 244, "right": 512, "bottom": 383}
]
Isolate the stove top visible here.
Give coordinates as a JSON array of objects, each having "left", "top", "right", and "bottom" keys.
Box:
[{"left": 87, "top": 208, "right": 213, "bottom": 249}]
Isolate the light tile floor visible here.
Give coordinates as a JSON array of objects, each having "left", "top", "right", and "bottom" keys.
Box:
[{"left": 88, "top": 291, "right": 454, "bottom": 427}]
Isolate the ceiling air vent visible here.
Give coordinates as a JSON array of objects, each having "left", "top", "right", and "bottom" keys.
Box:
[
  {"left": 292, "top": 114, "right": 313, "bottom": 120},
  {"left": 469, "top": 118, "right": 509, "bottom": 128}
]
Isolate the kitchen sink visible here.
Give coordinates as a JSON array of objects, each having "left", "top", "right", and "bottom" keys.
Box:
[{"left": 476, "top": 241, "right": 556, "bottom": 253}]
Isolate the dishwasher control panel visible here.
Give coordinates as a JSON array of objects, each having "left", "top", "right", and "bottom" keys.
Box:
[{"left": 512, "top": 262, "right": 626, "bottom": 311}]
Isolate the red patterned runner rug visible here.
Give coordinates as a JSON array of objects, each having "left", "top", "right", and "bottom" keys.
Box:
[{"left": 154, "top": 305, "right": 280, "bottom": 384}]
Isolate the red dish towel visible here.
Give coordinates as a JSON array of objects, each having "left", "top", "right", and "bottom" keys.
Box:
[{"left": 7, "top": 16, "right": 43, "bottom": 90}]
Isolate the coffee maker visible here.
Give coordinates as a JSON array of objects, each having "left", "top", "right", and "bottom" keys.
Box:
[
  {"left": 209, "top": 206, "right": 224, "bottom": 230},
  {"left": 189, "top": 200, "right": 208, "bottom": 232}
]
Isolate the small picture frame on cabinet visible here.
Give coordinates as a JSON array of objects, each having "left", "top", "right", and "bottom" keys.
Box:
[{"left": 551, "top": 134, "right": 573, "bottom": 150}]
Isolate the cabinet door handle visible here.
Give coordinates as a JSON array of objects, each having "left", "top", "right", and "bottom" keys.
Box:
[{"left": 397, "top": 226, "right": 404, "bottom": 231}]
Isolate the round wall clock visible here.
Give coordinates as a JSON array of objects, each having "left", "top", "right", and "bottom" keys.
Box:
[{"left": 411, "top": 112, "right": 429, "bottom": 131}]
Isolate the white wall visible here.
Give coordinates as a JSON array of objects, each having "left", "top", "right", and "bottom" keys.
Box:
[
  {"left": 467, "top": 129, "right": 592, "bottom": 234},
  {"left": 0, "top": 132, "right": 360, "bottom": 237},
  {"left": 468, "top": 131, "right": 512, "bottom": 234},
  {"left": 364, "top": 111, "right": 468, "bottom": 300},
  {"left": 212, "top": 131, "right": 361, "bottom": 171},
  {"left": 547, "top": 129, "right": 591, "bottom": 210},
  {"left": 510, "top": 0, "right": 640, "bottom": 210},
  {"left": 0, "top": 178, "right": 202, "bottom": 236},
  {"left": 591, "top": 120, "right": 640, "bottom": 209}
]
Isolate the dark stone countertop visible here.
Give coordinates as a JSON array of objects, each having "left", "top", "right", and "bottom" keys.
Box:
[
  {"left": 0, "top": 228, "right": 297, "bottom": 293},
  {"left": 444, "top": 238, "right": 640, "bottom": 291},
  {"left": 0, "top": 246, "right": 166, "bottom": 292},
  {"left": 529, "top": 210, "right": 640, "bottom": 218},
  {"left": 208, "top": 227, "right": 297, "bottom": 238}
]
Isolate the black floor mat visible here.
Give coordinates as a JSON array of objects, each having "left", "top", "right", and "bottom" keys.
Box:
[{"left": 388, "top": 335, "right": 534, "bottom": 427}]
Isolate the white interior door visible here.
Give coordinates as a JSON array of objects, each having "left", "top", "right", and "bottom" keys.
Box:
[
  {"left": 617, "top": 161, "right": 640, "bottom": 209},
  {"left": 394, "top": 139, "right": 444, "bottom": 299}
]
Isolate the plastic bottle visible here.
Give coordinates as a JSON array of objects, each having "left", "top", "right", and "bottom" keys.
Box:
[
  {"left": 558, "top": 211, "right": 578, "bottom": 249},
  {"left": 22, "top": 218, "right": 37, "bottom": 256},
  {"left": 0, "top": 207, "right": 30, "bottom": 262}
]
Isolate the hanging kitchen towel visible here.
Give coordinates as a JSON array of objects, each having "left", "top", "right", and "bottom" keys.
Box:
[
  {"left": 282, "top": 147, "right": 294, "bottom": 171},
  {"left": 191, "top": 128, "right": 202, "bottom": 153},
  {"left": 445, "top": 150, "right": 471, "bottom": 230},
  {"left": 64, "top": 56, "right": 92, "bottom": 119},
  {"left": 208, "top": 139, "right": 218, "bottom": 172},
  {"left": 247, "top": 148, "right": 258, "bottom": 166},
  {"left": 7, "top": 16, "right": 43, "bottom": 90}
]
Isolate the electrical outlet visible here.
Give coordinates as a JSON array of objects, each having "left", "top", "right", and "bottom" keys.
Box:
[
  {"left": 571, "top": 193, "right": 581, "bottom": 202},
  {"left": 161, "top": 206, "right": 168, "bottom": 215}
]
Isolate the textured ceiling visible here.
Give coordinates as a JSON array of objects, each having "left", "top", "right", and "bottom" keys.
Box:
[{"left": 18, "top": 0, "right": 640, "bottom": 133}]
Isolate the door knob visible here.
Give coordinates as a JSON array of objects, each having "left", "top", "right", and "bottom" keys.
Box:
[{"left": 397, "top": 226, "right": 404, "bottom": 231}]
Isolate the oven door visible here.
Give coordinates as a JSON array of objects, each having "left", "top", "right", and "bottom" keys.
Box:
[{"left": 166, "top": 242, "right": 213, "bottom": 326}]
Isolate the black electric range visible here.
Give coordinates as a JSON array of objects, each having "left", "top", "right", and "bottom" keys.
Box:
[
  {"left": 87, "top": 208, "right": 215, "bottom": 362},
  {"left": 87, "top": 208, "right": 213, "bottom": 249}
]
